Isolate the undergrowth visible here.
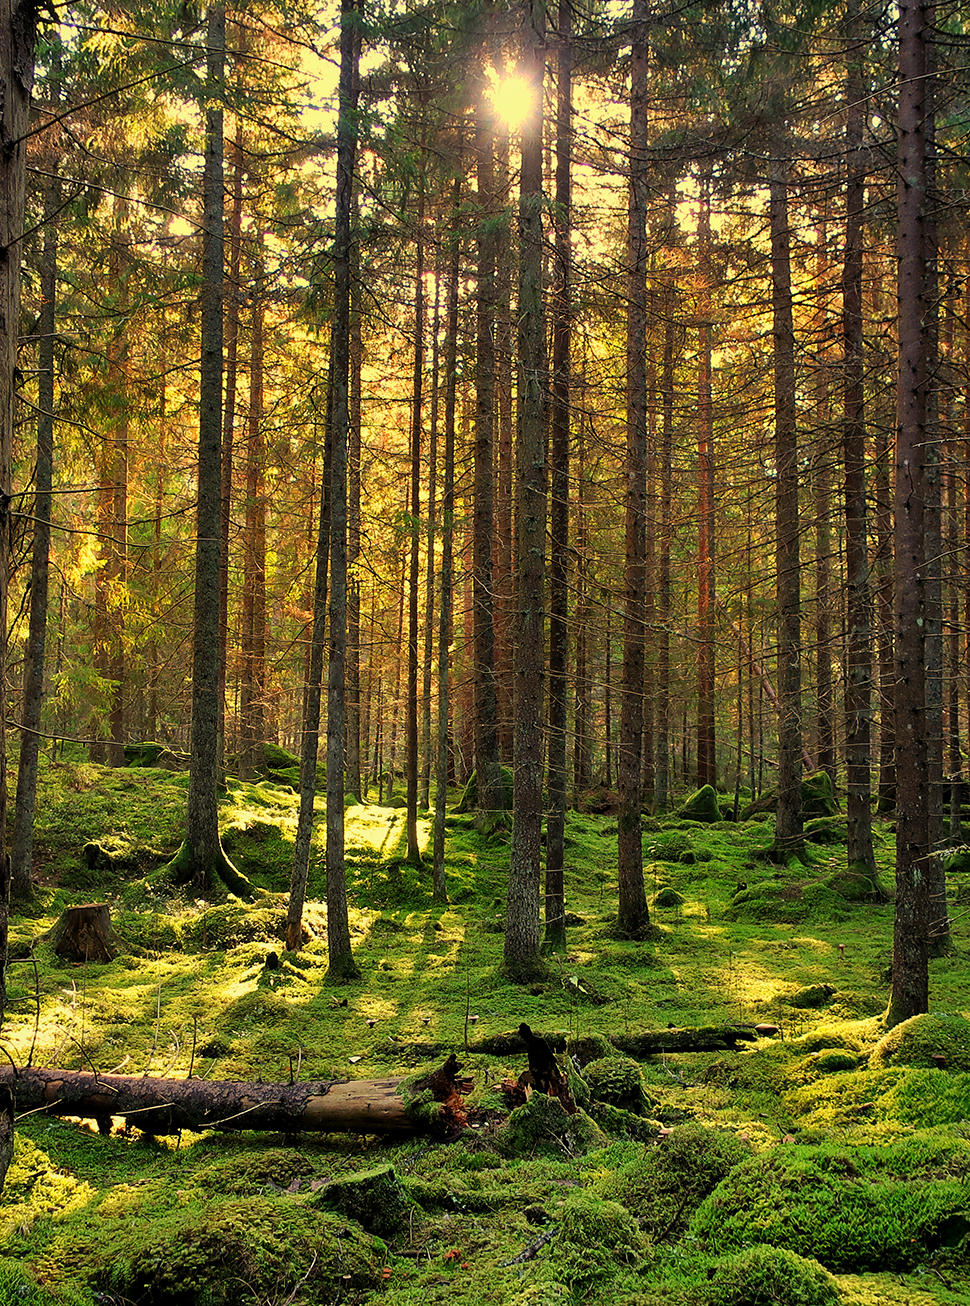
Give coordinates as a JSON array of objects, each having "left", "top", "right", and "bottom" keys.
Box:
[{"left": 3, "top": 752, "right": 970, "bottom": 1306}]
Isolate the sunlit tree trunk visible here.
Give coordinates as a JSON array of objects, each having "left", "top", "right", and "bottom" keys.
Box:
[
  {"left": 889, "top": 0, "right": 933, "bottom": 1024},
  {"left": 239, "top": 253, "right": 266, "bottom": 779},
  {"left": 770, "top": 160, "right": 804, "bottom": 857},
  {"left": 406, "top": 186, "right": 425, "bottom": 865},
  {"left": 505, "top": 0, "right": 547, "bottom": 981},
  {"left": 842, "top": 18, "right": 876, "bottom": 878},
  {"left": 11, "top": 154, "right": 57, "bottom": 900},
  {"left": 617, "top": 0, "right": 649, "bottom": 937},
  {"left": 545, "top": 0, "right": 571, "bottom": 951},
  {"left": 695, "top": 178, "right": 715, "bottom": 790},
  {"left": 325, "top": 0, "right": 362, "bottom": 981}
]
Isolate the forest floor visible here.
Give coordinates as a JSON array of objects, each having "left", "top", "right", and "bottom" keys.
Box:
[{"left": 3, "top": 749, "right": 970, "bottom": 1306}]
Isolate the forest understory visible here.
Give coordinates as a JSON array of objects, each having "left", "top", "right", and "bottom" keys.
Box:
[{"left": 2, "top": 748, "right": 970, "bottom": 1306}]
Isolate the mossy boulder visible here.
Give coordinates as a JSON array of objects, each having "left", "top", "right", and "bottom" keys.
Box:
[
  {"left": 678, "top": 784, "right": 720, "bottom": 823},
  {"left": 552, "top": 1192, "right": 648, "bottom": 1288},
  {"left": 788, "top": 984, "right": 836, "bottom": 1010},
  {"left": 870, "top": 1012, "right": 970, "bottom": 1071},
  {"left": 595, "top": 1122, "right": 750, "bottom": 1241},
  {"left": 455, "top": 765, "right": 514, "bottom": 814},
  {"left": 583, "top": 1056, "right": 655, "bottom": 1115},
  {"left": 705, "top": 1245, "right": 841, "bottom": 1306},
  {"left": 496, "top": 1094, "right": 607, "bottom": 1159},
  {"left": 60, "top": 1190, "right": 382, "bottom": 1306},
  {"left": 689, "top": 1137, "right": 970, "bottom": 1271},
  {"left": 124, "top": 741, "right": 190, "bottom": 770},
  {"left": 802, "top": 770, "right": 838, "bottom": 818},
  {"left": 651, "top": 886, "right": 684, "bottom": 908},
  {"left": 567, "top": 1032, "right": 612, "bottom": 1066},
  {"left": 314, "top": 1162, "right": 414, "bottom": 1239},
  {"left": 824, "top": 867, "right": 887, "bottom": 901}
]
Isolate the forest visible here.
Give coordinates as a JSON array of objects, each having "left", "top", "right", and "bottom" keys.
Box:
[{"left": 0, "top": 0, "right": 967, "bottom": 1302}]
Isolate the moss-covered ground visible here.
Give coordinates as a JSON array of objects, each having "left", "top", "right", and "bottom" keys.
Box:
[{"left": 4, "top": 748, "right": 970, "bottom": 1306}]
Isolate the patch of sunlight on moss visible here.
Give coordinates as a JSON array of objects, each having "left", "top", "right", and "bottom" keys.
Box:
[
  {"left": 835, "top": 1272, "right": 967, "bottom": 1305},
  {"left": 1, "top": 1137, "right": 96, "bottom": 1239}
]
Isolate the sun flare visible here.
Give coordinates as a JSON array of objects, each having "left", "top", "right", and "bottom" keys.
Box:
[{"left": 487, "top": 70, "right": 537, "bottom": 129}]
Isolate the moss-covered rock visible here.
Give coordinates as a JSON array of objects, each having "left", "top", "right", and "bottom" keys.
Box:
[
  {"left": 567, "top": 1032, "right": 612, "bottom": 1066},
  {"left": 689, "top": 1137, "right": 970, "bottom": 1271},
  {"left": 705, "top": 1245, "right": 841, "bottom": 1306},
  {"left": 870, "top": 1012, "right": 970, "bottom": 1071},
  {"left": 595, "top": 1122, "right": 750, "bottom": 1241},
  {"left": 52, "top": 1189, "right": 382, "bottom": 1306},
  {"left": 679, "top": 785, "right": 721, "bottom": 823},
  {"left": 583, "top": 1056, "right": 655, "bottom": 1115},
  {"left": 651, "top": 886, "right": 685, "bottom": 908},
  {"left": 802, "top": 770, "right": 838, "bottom": 818},
  {"left": 314, "top": 1162, "right": 414, "bottom": 1239},
  {"left": 496, "top": 1094, "right": 608, "bottom": 1159},
  {"left": 552, "top": 1192, "right": 648, "bottom": 1288},
  {"left": 455, "top": 765, "right": 514, "bottom": 814},
  {"left": 788, "top": 984, "right": 836, "bottom": 1010}
]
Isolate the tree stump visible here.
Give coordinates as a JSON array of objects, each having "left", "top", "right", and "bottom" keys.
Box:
[{"left": 48, "top": 903, "right": 118, "bottom": 962}]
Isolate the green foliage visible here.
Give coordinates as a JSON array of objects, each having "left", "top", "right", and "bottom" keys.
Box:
[
  {"left": 704, "top": 1245, "right": 841, "bottom": 1306},
  {"left": 314, "top": 1162, "right": 415, "bottom": 1239}
]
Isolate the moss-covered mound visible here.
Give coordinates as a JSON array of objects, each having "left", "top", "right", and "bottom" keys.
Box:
[
  {"left": 454, "top": 765, "right": 514, "bottom": 814},
  {"left": 40, "top": 1189, "right": 382, "bottom": 1306},
  {"left": 802, "top": 770, "right": 838, "bottom": 818},
  {"left": 496, "top": 1094, "right": 608, "bottom": 1159},
  {"left": 678, "top": 785, "right": 720, "bottom": 823},
  {"left": 705, "top": 1245, "right": 841, "bottom": 1306},
  {"left": 314, "top": 1163, "right": 414, "bottom": 1239},
  {"left": 583, "top": 1056, "right": 655, "bottom": 1115},
  {"left": 870, "top": 1012, "right": 970, "bottom": 1071},
  {"left": 551, "top": 1192, "right": 648, "bottom": 1289},
  {"left": 595, "top": 1122, "right": 750, "bottom": 1241},
  {"left": 689, "top": 1136, "right": 970, "bottom": 1271}
]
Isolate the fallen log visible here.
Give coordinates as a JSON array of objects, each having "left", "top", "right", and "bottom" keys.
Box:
[
  {"left": 611, "top": 1025, "right": 759, "bottom": 1055},
  {"left": 0, "top": 1055, "right": 472, "bottom": 1139}
]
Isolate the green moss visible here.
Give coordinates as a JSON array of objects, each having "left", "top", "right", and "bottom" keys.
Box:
[
  {"left": 652, "top": 887, "right": 685, "bottom": 908},
  {"left": 802, "top": 771, "right": 838, "bottom": 818},
  {"left": 192, "top": 1147, "right": 320, "bottom": 1195},
  {"left": 568, "top": 1032, "right": 612, "bottom": 1065},
  {"left": 497, "top": 1095, "right": 608, "bottom": 1159},
  {"left": 550, "top": 1191, "right": 649, "bottom": 1288},
  {"left": 314, "top": 1162, "right": 414, "bottom": 1239},
  {"left": 705, "top": 1245, "right": 841, "bottom": 1306},
  {"left": 689, "top": 1138, "right": 970, "bottom": 1271},
  {"left": 870, "top": 1012, "right": 970, "bottom": 1071},
  {"left": 679, "top": 786, "right": 721, "bottom": 824},
  {"left": 584, "top": 1056, "right": 655, "bottom": 1114},
  {"left": 0, "top": 1138, "right": 95, "bottom": 1240},
  {"left": 596, "top": 1122, "right": 750, "bottom": 1241}
]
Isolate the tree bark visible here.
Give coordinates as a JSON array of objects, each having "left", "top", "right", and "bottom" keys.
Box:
[
  {"left": 1, "top": 0, "right": 38, "bottom": 1035},
  {"left": 695, "top": 177, "right": 716, "bottom": 791},
  {"left": 11, "top": 141, "right": 57, "bottom": 899},
  {"left": 770, "top": 160, "right": 804, "bottom": 858},
  {"left": 889, "top": 0, "right": 933, "bottom": 1025},
  {"left": 545, "top": 0, "right": 571, "bottom": 952},
  {"left": 325, "top": 0, "right": 361, "bottom": 982},
  {"left": 505, "top": 0, "right": 547, "bottom": 982},
  {"left": 616, "top": 0, "right": 650, "bottom": 937},
  {"left": 842, "top": 11, "right": 876, "bottom": 878},
  {"left": 168, "top": 4, "right": 248, "bottom": 897},
  {"left": 0, "top": 1063, "right": 472, "bottom": 1138}
]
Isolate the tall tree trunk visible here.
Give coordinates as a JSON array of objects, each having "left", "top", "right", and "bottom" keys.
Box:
[
  {"left": 494, "top": 124, "right": 514, "bottom": 763},
  {"left": 239, "top": 256, "right": 266, "bottom": 779},
  {"left": 420, "top": 256, "right": 440, "bottom": 811},
  {"left": 617, "top": 0, "right": 650, "bottom": 938},
  {"left": 346, "top": 256, "right": 363, "bottom": 802},
  {"left": 11, "top": 152, "right": 57, "bottom": 900},
  {"left": 653, "top": 281, "right": 674, "bottom": 811},
  {"left": 889, "top": 0, "right": 933, "bottom": 1025},
  {"left": 505, "top": 0, "right": 547, "bottom": 982},
  {"left": 473, "top": 81, "right": 504, "bottom": 824},
  {"left": 0, "top": 0, "right": 36, "bottom": 1065},
  {"left": 219, "top": 119, "right": 243, "bottom": 772},
  {"left": 405, "top": 185, "right": 425, "bottom": 865},
  {"left": 325, "top": 0, "right": 362, "bottom": 982},
  {"left": 432, "top": 177, "right": 461, "bottom": 905},
  {"left": 842, "top": 16, "right": 876, "bottom": 878},
  {"left": 545, "top": 0, "right": 571, "bottom": 952},
  {"left": 770, "top": 160, "right": 804, "bottom": 858},
  {"left": 168, "top": 4, "right": 248, "bottom": 897},
  {"left": 695, "top": 178, "right": 716, "bottom": 790}
]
